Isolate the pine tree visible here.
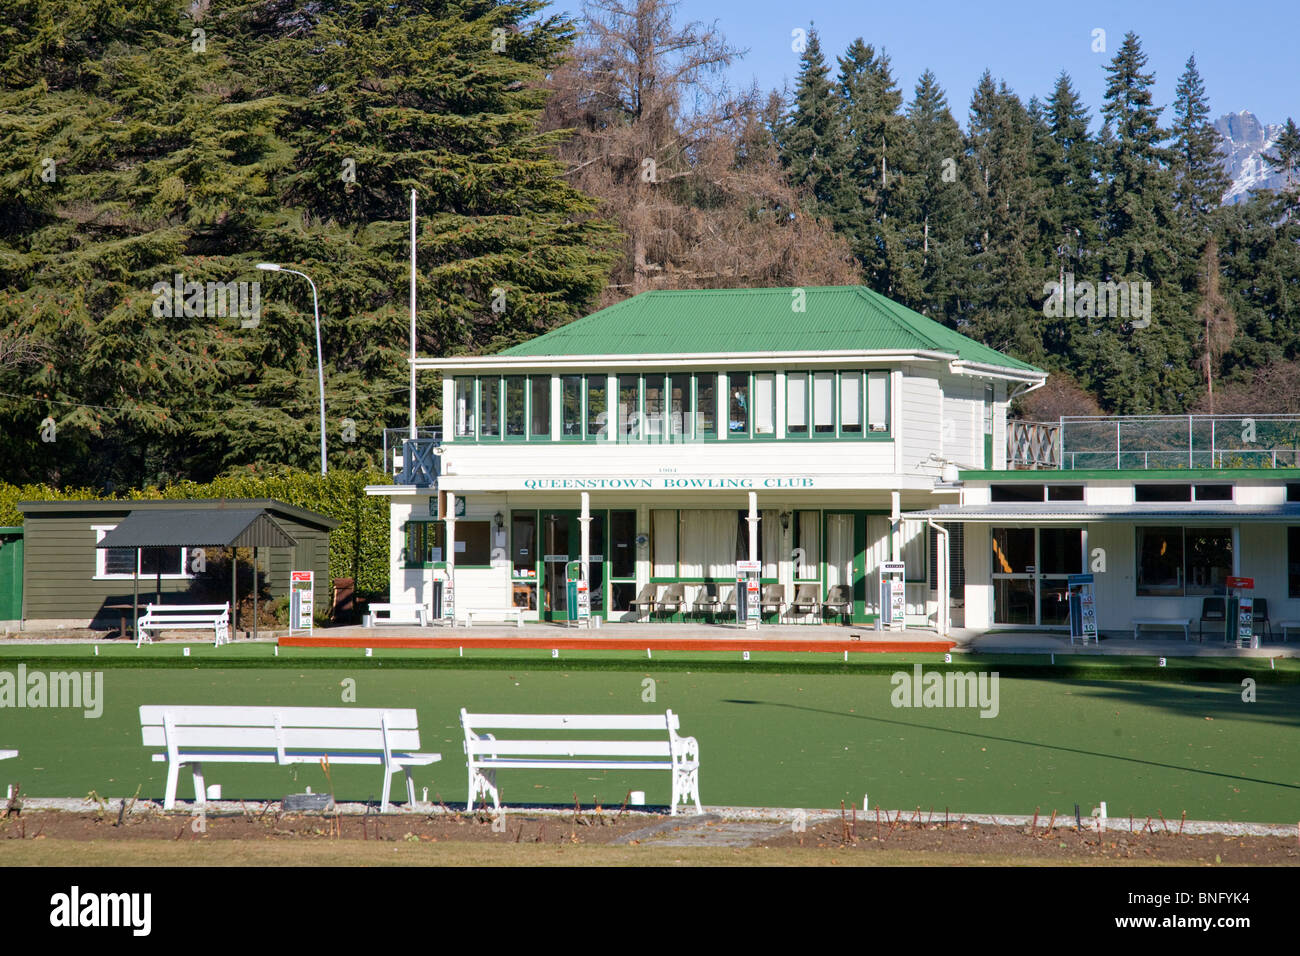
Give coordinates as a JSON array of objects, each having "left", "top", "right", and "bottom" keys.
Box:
[
  {"left": 833, "top": 40, "right": 915, "bottom": 300},
  {"left": 1044, "top": 73, "right": 1098, "bottom": 283},
  {"left": 962, "top": 74, "right": 1046, "bottom": 363},
  {"left": 777, "top": 27, "right": 845, "bottom": 216},
  {"left": 0, "top": 0, "right": 621, "bottom": 487},
  {"left": 1170, "top": 55, "right": 1230, "bottom": 234},
  {"left": 905, "top": 69, "right": 969, "bottom": 322},
  {"left": 1089, "top": 32, "right": 1195, "bottom": 413}
]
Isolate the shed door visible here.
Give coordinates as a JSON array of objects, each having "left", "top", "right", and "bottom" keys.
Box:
[{"left": 0, "top": 534, "right": 23, "bottom": 620}]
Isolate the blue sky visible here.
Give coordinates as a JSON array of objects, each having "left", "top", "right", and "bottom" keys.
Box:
[{"left": 564, "top": 0, "right": 1298, "bottom": 130}]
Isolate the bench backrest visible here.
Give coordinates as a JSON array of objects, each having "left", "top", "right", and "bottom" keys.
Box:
[
  {"left": 461, "top": 710, "right": 684, "bottom": 759},
  {"left": 140, "top": 705, "right": 421, "bottom": 756},
  {"left": 143, "top": 603, "right": 229, "bottom": 617}
]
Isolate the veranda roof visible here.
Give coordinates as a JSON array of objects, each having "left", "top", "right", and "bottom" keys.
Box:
[{"left": 95, "top": 508, "right": 297, "bottom": 549}]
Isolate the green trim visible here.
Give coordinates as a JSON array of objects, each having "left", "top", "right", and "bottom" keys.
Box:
[{"left": 962, "top": 468, "right": 1300, "bottom": 481}]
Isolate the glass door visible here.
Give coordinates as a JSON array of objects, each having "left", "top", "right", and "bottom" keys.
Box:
[
  {"left": 540, "top": 510, "right": 606, "bottom": 621},
  {"left": 992, "top": 527, "right": 1083, "bottom": 626},
  {"left": 824, "top": 511, "right": 868, "bottom": 623}
]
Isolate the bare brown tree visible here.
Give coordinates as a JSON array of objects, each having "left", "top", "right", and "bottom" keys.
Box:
[
  {"left": 543, "top": 0, "right": 857, "bottom": 303},
  {"left": 1194, "top": 360, "right": 1300, "bottom": 414},
  {"left": 1012, "top": 370, "right": 1104, "bottom": 421},
  {"left": 1194, "top": 237, "right": 1237, "bottom": 413}
]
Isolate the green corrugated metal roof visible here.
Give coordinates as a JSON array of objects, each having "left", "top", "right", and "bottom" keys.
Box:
[
  {"left": 95, "top": 509, "right": 298, "bottom": 549},
  {"left": 498, "top": 287, "right": 1043, "bottom": 373}
]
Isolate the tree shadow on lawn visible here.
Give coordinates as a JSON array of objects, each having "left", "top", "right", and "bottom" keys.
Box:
[{"left": 720, "top": 693, "right": 1300, "bottom": 795}]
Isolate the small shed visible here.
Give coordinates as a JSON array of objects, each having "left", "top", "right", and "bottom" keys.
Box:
[{"left": 16, "top": 499, "right": 338, "bottom": 631}]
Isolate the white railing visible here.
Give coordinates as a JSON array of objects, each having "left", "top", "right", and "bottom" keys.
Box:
[{"left": 1057, "top": 415, "right": 1300, "bottom": 471}]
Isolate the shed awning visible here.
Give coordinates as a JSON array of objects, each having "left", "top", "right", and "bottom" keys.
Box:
[
  {"left": 906, "top": 503, "right": 1300, "bottom": 523},
  {"left": 95, "top": 509, "right": 297, "bottom": 549}
]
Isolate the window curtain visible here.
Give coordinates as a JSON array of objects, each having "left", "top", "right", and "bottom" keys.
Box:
[
  {"left": 761, "top": 509, "right": 781, "bottom": 578},
  {"left": 825, "top": 514, "right": 854, "bottom": 589},
  {"left": 652, "top": 509, "right": 677, "bottom": 577},
  {"left": 796, "top": 511, "right": 819, "bottom": 579},
  {"left": 901, "top": 519, "right": 927, "bottom": 581},
  {"left": 678, "top": 510, "right": 742, "bottom": 579}
]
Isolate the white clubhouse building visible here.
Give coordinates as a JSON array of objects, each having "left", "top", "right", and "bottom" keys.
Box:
[{"left": 369, "top": 286, "right": 1300, "bottom": 638}]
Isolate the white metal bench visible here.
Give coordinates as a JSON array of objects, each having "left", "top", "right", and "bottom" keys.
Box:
[
  {"left": 460, "top": 709, "right": 701, "bottom": 815},
  {"left": 1277, "top": 621, "right": 1299, "bottom": 642},
  {"left": 140, "top": 705, "right": 441, "bottom": 812},
  {"left": 136, "top": 603, "right": 231, "bottom": 648},
  {"left": 365, "top": 602, "right": 428, "bottom": 627},
  {"left": 0, "top": 750, "right": 16, "bottom": 760},
  {"left": 459, "top": 608, "right": 524, "bottom": 628},
  {"left": 1132, "top": 618, "right": 1191, "bottom": 641}
]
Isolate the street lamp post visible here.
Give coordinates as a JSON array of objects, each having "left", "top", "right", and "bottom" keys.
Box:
[{"left": 257, "top": 263, "right": 327, "bottom": 476}]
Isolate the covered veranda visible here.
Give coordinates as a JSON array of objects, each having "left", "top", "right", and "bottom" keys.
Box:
[{"left": 94, "top": 507, "right": 298, "bottom": 641}]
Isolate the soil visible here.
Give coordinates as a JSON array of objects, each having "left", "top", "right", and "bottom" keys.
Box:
[{"left": 2, "top": 808, "right": 1297, "bottom": 864}]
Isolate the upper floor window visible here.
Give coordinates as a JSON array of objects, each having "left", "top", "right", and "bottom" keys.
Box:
[
  {"left": 454, "top": 377, "right": 475, "bottom": 438},
  {"left": 451, "top": 369, "right": 890, "bottom": 441}
]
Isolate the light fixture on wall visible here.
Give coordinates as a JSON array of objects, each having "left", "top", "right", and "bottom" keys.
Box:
[
  {"left": 494, "top": 512, "right": 504, "bottom": 531},
  {"left": 780, "top": 511, "right": 791, "bottom": 532}
]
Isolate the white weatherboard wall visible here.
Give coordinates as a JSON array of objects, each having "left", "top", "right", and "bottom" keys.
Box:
[
  {"left": 940, "top": 373, "right": 982, "bottom": 471},
  {"left": 901, "top": 366, "right": 943, "bottom": 478},
  {"left": 440, "top": 440, "right": 902, "bottom": 487},
  {"left": 390, "top": 499, "right": 437, "bottom": 609},
  {"left": 962, "top": 523, "right": 992, "bottom": 628}
]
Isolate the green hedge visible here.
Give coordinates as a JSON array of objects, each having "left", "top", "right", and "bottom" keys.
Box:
[{"left": 0, "top": 467, "right": 392, "bottom": 593}]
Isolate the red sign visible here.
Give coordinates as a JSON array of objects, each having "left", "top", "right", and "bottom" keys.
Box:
[{"left": 1225, "top": 576, "right": 1254, "bottom": 590}]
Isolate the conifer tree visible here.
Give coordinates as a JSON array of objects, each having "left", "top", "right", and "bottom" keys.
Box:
[
  {"left": 777, "top": 26, "right": 845, "bottom": 216},
  {"left": 1170, "top": 55, "right": 1230, "bottom": 235},
  {"left": 904, "top": 69, "right": 969, "bottom": 322}
]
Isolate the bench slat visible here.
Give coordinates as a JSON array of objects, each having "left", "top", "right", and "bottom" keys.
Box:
[
  {"left": 474, "top": 759, "right": 679, "bottom": 771},
  {"left": 143, "top": 727, "right": 423, "bottom": 750},
  {"left": 463, "top": 714, "right": 676, "bottom": 731},
  {"left": 140, "top": 705, "right": 420, "bottom": 730},
  {"left": 466, "top": 740, "right": 672, "bottom": 757},
  {"left": 150, "top": 751, "right": 440, "bottom": 766}
]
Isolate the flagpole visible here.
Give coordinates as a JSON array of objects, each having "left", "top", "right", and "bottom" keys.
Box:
[{"left": 409, "top": 188, "right": 418, "bottom": 440}]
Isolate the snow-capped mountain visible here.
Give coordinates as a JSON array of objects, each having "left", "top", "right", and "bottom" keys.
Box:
[{"left": 1215, "top": 110, "right": 1286, "bottom": 204}]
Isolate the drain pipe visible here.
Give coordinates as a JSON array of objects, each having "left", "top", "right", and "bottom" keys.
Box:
[{"left": 926, "top": 518, "right": 950, "bottom": 637}]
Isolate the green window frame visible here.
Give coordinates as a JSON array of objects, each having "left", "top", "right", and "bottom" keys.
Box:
[
  {"left": 478, "top": 375, "right": 502, "bottom": 440},
  {"left": 585, "top": 374, "right": 608, "bottom": 441},
  {"left": 618, "top": 374, "right": 641, "bottom": 441},
  {"left": 694, "top": 373, "right": 717, "bottom": 439},
  {"left": 403, "top": 520, "right": 447, "bottom": 568},
  {"left": 866, "top": 370, "right": 890, "bottom": 437},
  {"left": 503, "top": 375, "right": 527, "bottom": 440},
  {"left": 560, "top": 375, "right": 583, "bottom": 440},
  {"left": 786, "top": 372, "right": 809, "bottom": 437},
  {"left": 726, "top": 373, "right": 751, "bottom": 439},
  {"left": 454, "top": 377, "right": 476, "bottom": 438},
  {"left": 529, "top": 376, "right": 551, "bottom": 439}
]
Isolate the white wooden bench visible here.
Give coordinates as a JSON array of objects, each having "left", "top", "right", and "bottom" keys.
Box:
[
  {"left": 458, "top": 608, "right": 524, "bottom": 628},
  {"left": 1132, "top": 617, "right": 1191, "bottom": 641},
  {"left": 0, "top": 750, "right": 16, "bottom": 760},
  {"left": 136, "top": 603, "right": 231, "bottom": 648},
  {"left": 1277, "top": 621, "right": 1299, "bottom": 642},
  {"left": 140, "top": 705, "right": 441, "bottom": 812},
  {"left": 365, "top": 602, "right": 428, "bottom": 627},
  {"left": 460, "top": 709, "right": 701, "bottom": 816}
]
